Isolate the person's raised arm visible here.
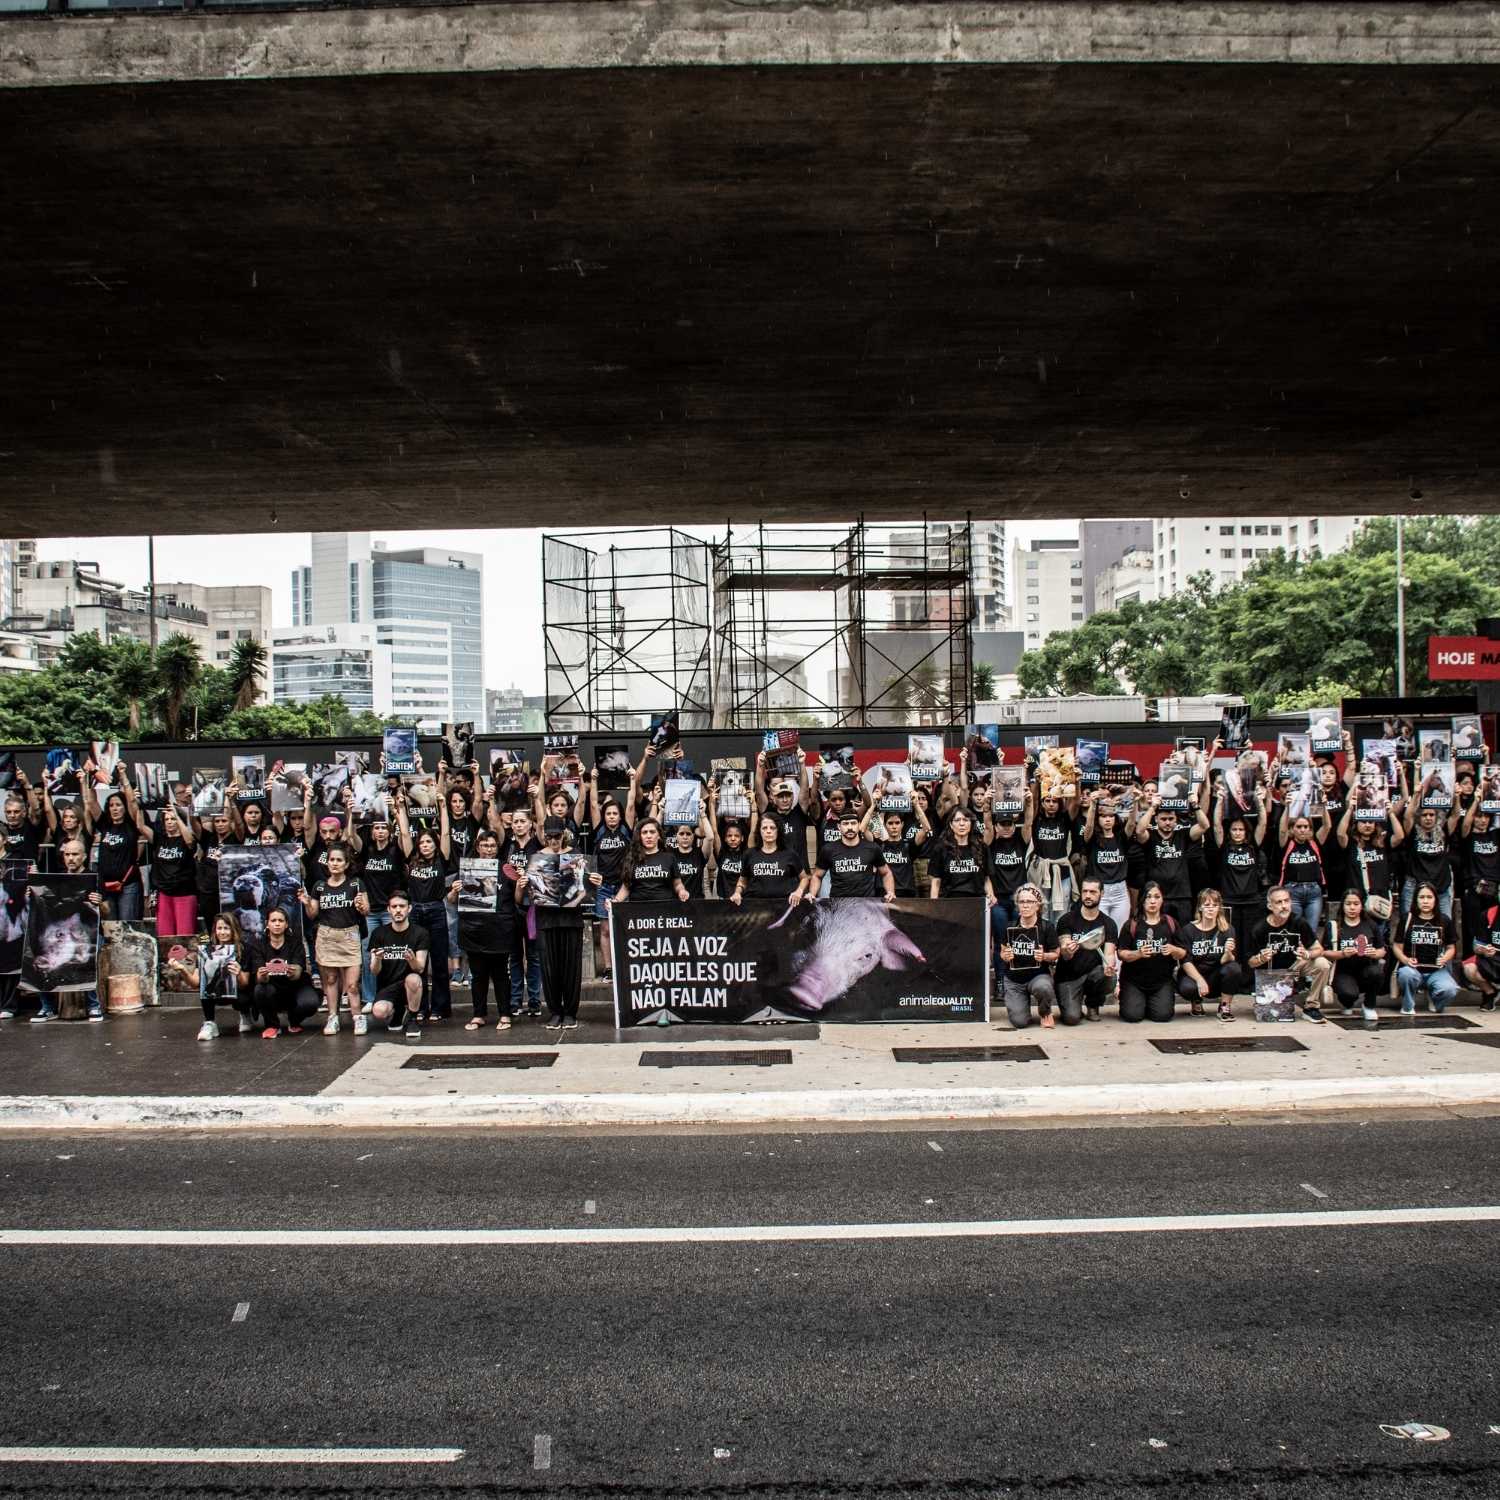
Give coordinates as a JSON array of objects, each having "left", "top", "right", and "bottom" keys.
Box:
[
  {"left": 1082, "top": 789, "right": 1099, "bottom": 841},
  {"left": 1387, "top": 805, "right": 1405, "bottom": 848},
  {"left": 395, "top": 794, "right": 414, "bottom": 857},
  {"left": 41, "top": 781, "right": 59, "bottom": 837},
  {"left": 798, "top": 749, "right": 817, "bottom": 817},
  {"left": 1022, "top": 779, "right": 1037, "bottom": 841},
  {"left": 1401, "top": 765, "right": 1417, "bottom": 833},
  {"left": 1342, "top": 729, "right": 1358, "bottom": 788},
  {"left": 1212, "top": 785, "right": 1226, "bottom": 847},
  {"left": 913, "top": 795, "right": 933, "bottom": 845},
  {"left": 121, "top": 770, "right": 150, "bottom": 839},
  {"left": 1316, "top": 806, "right": 1332, "bottom": 844},
  {"left": 1136, "top": 798, "right": 1157, "bottom": 844},
  {"left": 1336, "top": 793, "right": 1355, "bottom": 847},
  {"left": 438, "top": 793, "right": 452, "bottom": 862}
]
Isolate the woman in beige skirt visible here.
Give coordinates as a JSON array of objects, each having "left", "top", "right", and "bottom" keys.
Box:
[{"left": 298, "top": 845, "right": 371, "bottom": 1036}]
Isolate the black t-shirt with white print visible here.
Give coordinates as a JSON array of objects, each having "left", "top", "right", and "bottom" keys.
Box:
[
  {"left": 368, "top": 920, "right": 429, "bottom": 993},
  {"left": 624, "top": 851, "right": 677, "bottom": 903},
  {"left": 1400, "top": 911, "right": 1455, "bottom": 970},
  {"left": 741, "top": 848, "right": 802, "bottom": 899},
  {"left": 929, "top": 842, "right": 987, "bottom": 898},
  {"left": 822, "top": 838, "right": 887, "bottom": 899},
  {"left": 1005, "top": 919, "right": 1057, "bottom": 980},
  {"left": 150, "top": 824, "right": 196, "bottom": 896},
  {"left": 987, "top": 832, "right": 1028, "bottom": 897},
  {"left": 1055, "top": 907, "right": 1118, "bottom": 983},
  {"left": 312, "top": 875, "right": 364, "bottom": 930}
]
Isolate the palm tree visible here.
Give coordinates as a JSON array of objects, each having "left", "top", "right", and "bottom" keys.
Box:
[
  {"left": 227, "top": 638, "right": 268, "bottom": 711},
  {"left": 155, "top": 634, "right": 202, "bottom": 741},
  {"left": 112, "top": 638, "right": 157, "bottom": 735}
]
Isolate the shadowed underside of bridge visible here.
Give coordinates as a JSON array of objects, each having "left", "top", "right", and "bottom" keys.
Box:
[{"left": 3, "top": 53, "right": 1498, "bottom": 534}]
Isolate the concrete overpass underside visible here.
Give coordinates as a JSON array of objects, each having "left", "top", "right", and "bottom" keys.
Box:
[{"left": 2, "top": 9, "right": 1499, "bottom": 534}]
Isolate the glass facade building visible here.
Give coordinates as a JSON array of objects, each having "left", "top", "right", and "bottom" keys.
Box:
[{"left": 371, "top": 549, "right": 483, "bottom": 723}]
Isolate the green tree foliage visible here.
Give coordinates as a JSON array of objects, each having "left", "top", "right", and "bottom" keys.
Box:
[
  {"left": 1016, "top": 534, "right": 1500, "bottom": 714},
  {"left": 0, "top": 634, "right": 409, "bottom": 745},
  {"left": 972, "top": 662, "right": 997, "bottom": 703},
  {"left": 228, "top": 638, "right": 269, "bottom": 711}
]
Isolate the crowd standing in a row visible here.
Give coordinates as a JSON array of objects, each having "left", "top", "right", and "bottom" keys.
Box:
[{"left": 0, "top": 727, "right": 1494, "bottom": 1036}]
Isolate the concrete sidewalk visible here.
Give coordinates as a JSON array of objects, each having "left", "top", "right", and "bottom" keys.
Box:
[{"left": 3, "top": 989, "right": 1500, "bottom": 1131}]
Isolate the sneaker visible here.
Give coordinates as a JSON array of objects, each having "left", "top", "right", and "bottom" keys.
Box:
[
  {"left": 323, "top": 1015, "right": 340, "bottom": 1036},
  {"left": 1303, "top": 1005, "right": 1327, "bottom": 1025},
  {"left": 353, "top": 1014, "right": 369, "bottom": 1036},
  {"left": 545, "top": 1015, "right": 564, "bottom": 1030},
  {"left": 260, "top": 1027, "right": 280, "bottom": 1040},
  {"left": 404, "top": 1014, "right": 423, "bottom": 1038},
  {"left": 196, "top": 1020, "right": 220, "bottom": 1041},
  {"left": 1085, "top": 1009, "right": 1101, "bottom": 1022},
  {"left": 527, "top": 1006, "right": 542, "bottom": 1018},
  {"left": 238, "top": 1015, "right": 256, "bottom": 1035},
  {"left": 0, "top": 1007, "right": 16, "bottom": 1019},
  {"left": 1362, "top": 1010, "right": 1380, "bottom": 1032},
  {"left": 1339, "top": 1005, "right": 1356, "bottom": 1017},
  {"left": 1190, "top": 1001, "right": 1205, "bottom": 1017},
  {"left": 87, "top": 1007, "right": 104, "bottom": 1022},
  {"left": 1401, "top": 1001, "right": 1416, "bottom": 1016},
  {"left": 31, "top": 1006, "right": 56, "bottom": 1024},
  {"left": 562, "top": 1017, "right": 580, "bottom": 1030},
  {"left": 1218, "top": 1003, "right": 1234, "bottom": 1024},
  {"left": 1481, "top": 995, "right": 1498, "bottom": 1012}
]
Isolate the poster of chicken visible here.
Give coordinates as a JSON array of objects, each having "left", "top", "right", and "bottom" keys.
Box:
[{"left": 609, "top": 898, "right": 987, "bottom": 1025}]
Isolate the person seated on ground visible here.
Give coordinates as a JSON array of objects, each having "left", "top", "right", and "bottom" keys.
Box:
[
  {"left": 1116, "top": 881, "right": 1185, "bottom": 1024},
  {"left": 813, "top": 809, "right": 895, "bottom": 902},
  {"left": 1393, "top": 881, "right": 1459, "bottom": 1016},
  {"left": 1247, "top": 884, "right": 1332, "bottom": 1025},
  {"left": 1053, "top": 875, "right": 1118, "bottom": 1025},
  {"left": 1177, "top": 887, "right": 1244, "bottom": 1024},
  {"left": 193, "top": 912, "right": 254, "bottom": 1042},
  {"left": 1461, "top": 896, "right": 1500, "bottom": 1013},
  {"left": 997, "top": 883, "right": 1059, "bottom": 1031},
  {"left": 366, "top": 892, "right": 429, "bottom": 1037},
  {"left": 1324, "top": 888, "right": 1388, "bottom": 1031},
  {"left": 247, "top": 905, "right": 316, "bottom": 1038}
]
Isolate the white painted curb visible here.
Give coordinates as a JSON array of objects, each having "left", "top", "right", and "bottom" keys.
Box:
[{"left": 2, "top": 1073, "right": 1499, "bottom": 1130}]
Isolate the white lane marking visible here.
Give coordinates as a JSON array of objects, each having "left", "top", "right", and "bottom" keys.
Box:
[
  {"left": 231, "top": 1302, "right": 249, "bottom": 1324},
  {"left": 0, "top": 1447, "right": 464, "bottom": 1465},
  {"left": 584, "top": 1200, "right": 596, "bottom": 1215},
  {"left": 1301, "top": 1183, "right": 1329, "bottom": 1200},
  {"left": 1, "top": 1205, "right": 1497, "bottom": 1247},
  {"left": 533, "top": 1434, "right": 551, "bottom": 1470},
  {"left": 927, "top": 1141, "right": 943, "bottom": 1153}
]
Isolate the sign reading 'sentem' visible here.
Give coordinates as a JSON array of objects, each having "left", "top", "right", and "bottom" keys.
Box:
[{"left": 1429, "top": 636, "right": 1500, "bottom": 680}]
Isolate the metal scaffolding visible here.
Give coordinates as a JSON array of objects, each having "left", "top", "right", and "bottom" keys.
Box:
[
  {"left": 542, "top": 530, "right": 713, "bottom": 733},
  {"left": 710, "top": 518, "right": 974, "bottom": 730}
]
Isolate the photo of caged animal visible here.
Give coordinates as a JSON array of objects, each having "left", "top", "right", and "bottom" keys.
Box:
[{"left": 217, "top": 847, "right": 304, "bottom": 942}]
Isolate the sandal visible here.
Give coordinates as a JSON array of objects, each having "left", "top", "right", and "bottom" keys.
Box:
[
  {"left": 464, "top": 1017, "right": 485, "bottom": 1031},
  {"left": 495, "top": 1016, "right": 511, "bottom": 1030},
  {"left": 260, "top": 1027, "right": 280, "bottom": 1040},
  {"left": 1040, "top": 1013, "right": 1056, "bottom": 1029}
]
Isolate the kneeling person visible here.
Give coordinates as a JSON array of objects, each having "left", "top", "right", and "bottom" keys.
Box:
[
  {"left": 367, "top": 893, "right": 429, "bottom": 1036},
  {"left": 1053, "top": 877, "right": 1118, "bottom": 1025},
  {"left": 999, "top": 884, "right": 1060, "bottom": 1030}
]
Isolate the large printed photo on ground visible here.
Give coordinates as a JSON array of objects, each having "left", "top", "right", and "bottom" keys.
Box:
[{"left": 611, "top": 898, "right": 987, "bottom": 1025}]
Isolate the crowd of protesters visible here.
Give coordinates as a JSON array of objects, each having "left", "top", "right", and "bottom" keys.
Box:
[{"left": 1, "top": 721, "right": 1496, "bottom": 1039}]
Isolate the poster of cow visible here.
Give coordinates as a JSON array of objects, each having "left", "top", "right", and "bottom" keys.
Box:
[{"left": 609, "top": 897, "right": 987, "bottom": 1025}]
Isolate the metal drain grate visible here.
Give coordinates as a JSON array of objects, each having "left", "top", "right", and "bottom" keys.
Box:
[
  {"left": 638, "top": 1049, "right": 793, "bottom": 1069},
  {"left": 401, "top": 1052, "right": 558, "bottom": 1070},
  {"left": 1327, "top": 1013, "right": 1478, "bottom": 1031},
  {"left": 1150, "top": 1036, "right": 1308, "bottom": 1055},
  {"left": 892, "top": 1045, "right": 1047, "bottom": 1064}
]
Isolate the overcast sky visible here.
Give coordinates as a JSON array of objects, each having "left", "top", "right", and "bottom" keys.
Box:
[{"left": 36, "top": 520, "right": 1078, "bottom": 695}]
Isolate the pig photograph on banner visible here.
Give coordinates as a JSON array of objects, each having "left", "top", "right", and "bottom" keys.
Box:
[
  {"left": 611, "top": 897, "right": 987, "bottom": 1026},
  {"left": 21, "top": 874, "right": 100, "bottom": 993}
]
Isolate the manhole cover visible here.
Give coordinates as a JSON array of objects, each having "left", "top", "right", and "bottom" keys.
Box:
[
  {"left": 638, "top": 1049, "right": 793, "bottom": 1068},
  {"left": 1149, "top": 1036, "right": 1308, "bottom": 1055},
  {"left": 401, "top": 1052, "right": 558, "bottom": 1070},
  {"left": 1328, "top": 1013, "right": 1478, "bottom": 1031},
  {"left": 892, "top": 1045, "right": 1048, "bottom": 1063}
]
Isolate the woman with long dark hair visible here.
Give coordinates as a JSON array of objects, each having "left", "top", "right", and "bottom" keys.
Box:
[
  {"left": 615, "top": 819, "right": 681, "bottom": 904},
  {"left": 1393, "top": 880, "right": 1458, "bottom": 1015},
  {"left": 397, "top": 796, "right": 453, "bottom": 1022},
  {"left": 927, "top": 807, "right": 994, "bottom": 904},
  {"left": 1117, "top": 881, "right": 1185, "bottom": 1023},
  {"left": 193, "top": 912, "right": 251, "bottom": 1041},
  {"left": 1325, "top": 888, "right": 1387, "bottom": 1029}
]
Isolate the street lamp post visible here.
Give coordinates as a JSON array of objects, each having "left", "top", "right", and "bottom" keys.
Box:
[
  {"left": 147, "top": 534, "right": 158, "bottom": 650},
  {"left": 1395, "top": 515, "right": 1406, "bottom": 698}
]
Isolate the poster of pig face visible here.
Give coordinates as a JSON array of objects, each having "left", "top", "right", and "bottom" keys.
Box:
[
  {"left": 21, "top": 874, "right": 99, "bottom": 993},
  {"left": 610, "top": 897, "right": 987, "bottom": 1026}
]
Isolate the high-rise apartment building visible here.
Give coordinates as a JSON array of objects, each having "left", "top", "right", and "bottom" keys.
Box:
[
  {"left": 1012, "top": 538, "right": 1087, "bottom": 649},
  {"left": 888, "top": 519, "right": 1006, "bottom": 628},
  {"left": 1153, "top": 514, "right": 1368, "bottom": 596},
  {"left": 290, "top": 533, "right": 482, "bottom": 726}
]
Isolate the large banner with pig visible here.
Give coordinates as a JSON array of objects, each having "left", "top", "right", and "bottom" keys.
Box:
[{"left": 610, "top": 898, "right": 988, "bottom": 1025}]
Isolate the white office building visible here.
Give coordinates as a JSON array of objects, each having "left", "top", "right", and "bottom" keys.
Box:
[
  {"left": 1012, "top": 538, "right": 1087, "bottom": 649},
  {"left": 290, "top": 533, "right": 482, "bottom": 726},
  {"left": 1093, "top": 547, "right": 1159, "bottom": 614},
  {"left": 1153, "top": 514, "right": 1369, "bottom": 596}
]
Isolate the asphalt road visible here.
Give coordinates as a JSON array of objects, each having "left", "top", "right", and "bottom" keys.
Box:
[{"left": 1, "top": 1117, "right": 1498, "bottom": 1499}]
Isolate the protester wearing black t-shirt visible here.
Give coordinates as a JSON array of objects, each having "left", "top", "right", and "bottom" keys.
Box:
[
  {"left": 2, "top": 783, "right": 45, "bottom": 872},
  {"left": 1458, "top": 801, "right": 1500, "bottom": 960},
  {"left": 873, "top": 810, "right": 923, "bottom": 898},
  {"left": 587, "top": 783, "right": 635, "bottom": 983},
  {"left": 1462, "top": 898, "right": 1500, "bottom": 1010},
  {"left": 617, "top": 819, "right": 681, "bottom": 905},
  {"left": 1135, "top": 803, "right": 1204, "bottom": 927},
  {"left": 1325, "top": 890, "right": 1387, "bottom": 1027},
  {"left": 1248, "top": 885, "right": 1331, "bottom": 1022},
  {"left": 454, "top": 829, "right": 520, "bottom": 1029},
  {"left": 1400, "top": 804, "right": 1454, "bottom": 918},
  {"left": 984, "top": 814, "right": 1029, "bottom": 978},
  {"left": 366, "top": 893, "right": 429, "bottom": 1035},
  {"left": 1118, "top": 883, "right": 1185, "bottom": 1023},
  {"left": 764, "top": 777, "right": 814, "bottom": 873},
  {"left": 733, "top": 816, "right": 806, "bottom": 906},
  {"left": 299, "top": 846, "right": 370, "bottom": 1035},
  {"left": 246, "top": 907, "right": 316, "bottom": 1036},
  {"left": 1277, "top": 807, "right": 1332, "bottom": 936},
  {"left": 1176, "top": 888, "right": 1244, "bottom": 1020},
  {"left": 150, "top": 804, "right": 198, "bottom": 937},
  {"left": 815, "top": 813, "right": 894, "bottom": 901},
  {"left": 927, "top": 809, "right": 991, "bottom": 901},
  {"left": 714, "top": 822, "right": 748, "bottom": 901},
  {"left": 1079, "top": 793, "right": 1131, "bottom": 933},
  {"left": 1054, "top": 877, "right": 1119, "bottom": 1024},
  {"left": 669, "top": 823, "right": 709, "bottom": 900},
  {"left": 1393, "top": 882, "right": 1459, "bottom": 1014},
  {"left": 89, "top": 773, "right": 148, "bottom": 922},
  {"left": 397, "top": 799, "right": 456, "bottom": 1021},
  {"left": 1215, "top": 789, "right": 1270, "bottom": 974},
  {"left": 999, "top": 884, "right": 1059, "bottom": 1030}
]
